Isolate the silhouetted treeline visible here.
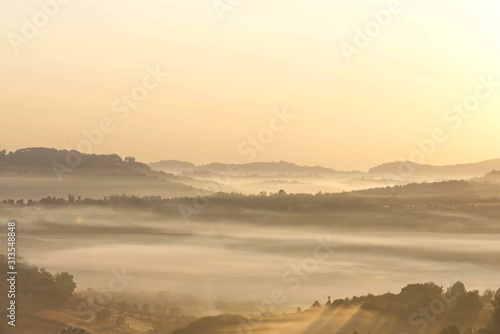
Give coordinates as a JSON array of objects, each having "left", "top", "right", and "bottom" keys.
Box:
[
  {"left": 3, "top": 181, "right": 500, "bottom": 213},
  {"left": 0, "top": 255, "right": 76, "bottom": 326},
  {"left": 165, "top": 282, "right": 500, "bottom": 334},
  {"left": 0, "top": 147, "right": 170, "bottom": 177},
  {"left": 318, "top": 281, "right": 499, "bottom": 334},
  {"left": 337, "top": 282, "right": 483, "bottom": 321}
]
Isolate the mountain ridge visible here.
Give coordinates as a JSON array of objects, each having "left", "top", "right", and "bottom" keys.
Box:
[
  {"left": 149, "top": 160, "right": 361, "bottom": 175},
  {"left": 3, "top": 147, "right": 500, "bottom": 179}
]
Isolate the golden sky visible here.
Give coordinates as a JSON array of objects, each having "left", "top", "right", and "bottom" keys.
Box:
[{"left": 0, "top": 0, "right": 499, "bottom": 170}]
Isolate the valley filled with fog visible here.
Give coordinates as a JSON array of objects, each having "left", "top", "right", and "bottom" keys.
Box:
[{"left": 3, "top": 202, "right": 499, "bottom": 316}]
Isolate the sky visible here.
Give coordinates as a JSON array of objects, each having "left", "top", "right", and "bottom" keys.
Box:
[{"left": 0, "top": 0, "right": 499, "bottom": 170}]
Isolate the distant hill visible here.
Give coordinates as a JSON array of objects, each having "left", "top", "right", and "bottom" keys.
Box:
[
  {"left": 354, "top": 179, "right": 500, "bottom": 197},
  {"left": 0, "top": 147, "right": 170, "bottom": 177},
  {"left": 149, "top": 160, "right": 197, "bottom": 174},
  {"left": 149, "top": 160, "right": 360, "bottom": 176},
  {"left": 369, "top": 159, "right": 500, "bottom": 178},
  {"left": 0, "top": 147, "right": 201, "bottom": 199}
]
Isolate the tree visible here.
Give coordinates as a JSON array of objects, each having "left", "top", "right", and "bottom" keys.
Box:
[
  {"left": 54, "top": 272, "right": 77, "bottom": 303},
  {"left": 478, "top": 289, "right": 500, "bottom": 333},
  {"left": 491, "top": 288, "right": 500, "bottom": 330},
  {"left": 446, "top": 281, "right": 466, "bottom": 297},
  {"left": 97, "top": 308, "right": 112, "bottom": 321},
  {"left": 399, "top": 282, "right": 443, "bottom": 308},
  {"left": 131, "top": 303, "right": 139, "bottom": 313},
  {"left": 0, "top": 145, "right": 6, "bottom": 161},
  {"left": 450, "top": 291, "right": 483, "bottom": 323},
  {"left": 117, "top": 301, "right": 129, "bottom": 312},
  {"left": 116, "top": 315, "right": 125, "bottom": 327},
  {"left": 154, "top": 304, "right": 163, "bottom": 315},
  {"left": 482, "top": 290, "right": 495, "bottom": 304},
  {"left": 170, "top": 307, "right": 181, "bottom": 316}
]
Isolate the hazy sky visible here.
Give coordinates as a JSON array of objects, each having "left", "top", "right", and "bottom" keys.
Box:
[{"left": 1, "top": 0, "right": 499, "bottom": 170}]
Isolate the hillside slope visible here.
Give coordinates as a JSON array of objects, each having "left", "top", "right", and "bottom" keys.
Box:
[{"left": 369, "top": 159, "right": 500, "bottom": 178}]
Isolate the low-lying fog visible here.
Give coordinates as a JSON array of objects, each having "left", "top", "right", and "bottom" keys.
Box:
[{"left": 1, "top": 206, "right": 499, "bottom": 315}]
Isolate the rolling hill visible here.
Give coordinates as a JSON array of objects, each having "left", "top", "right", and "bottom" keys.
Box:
[
  {"left": 369, "top": 159, "right": 500, "bottom": 178},
  {"left": 149, "top": 160, "right": 360, "bottom": 176}
]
